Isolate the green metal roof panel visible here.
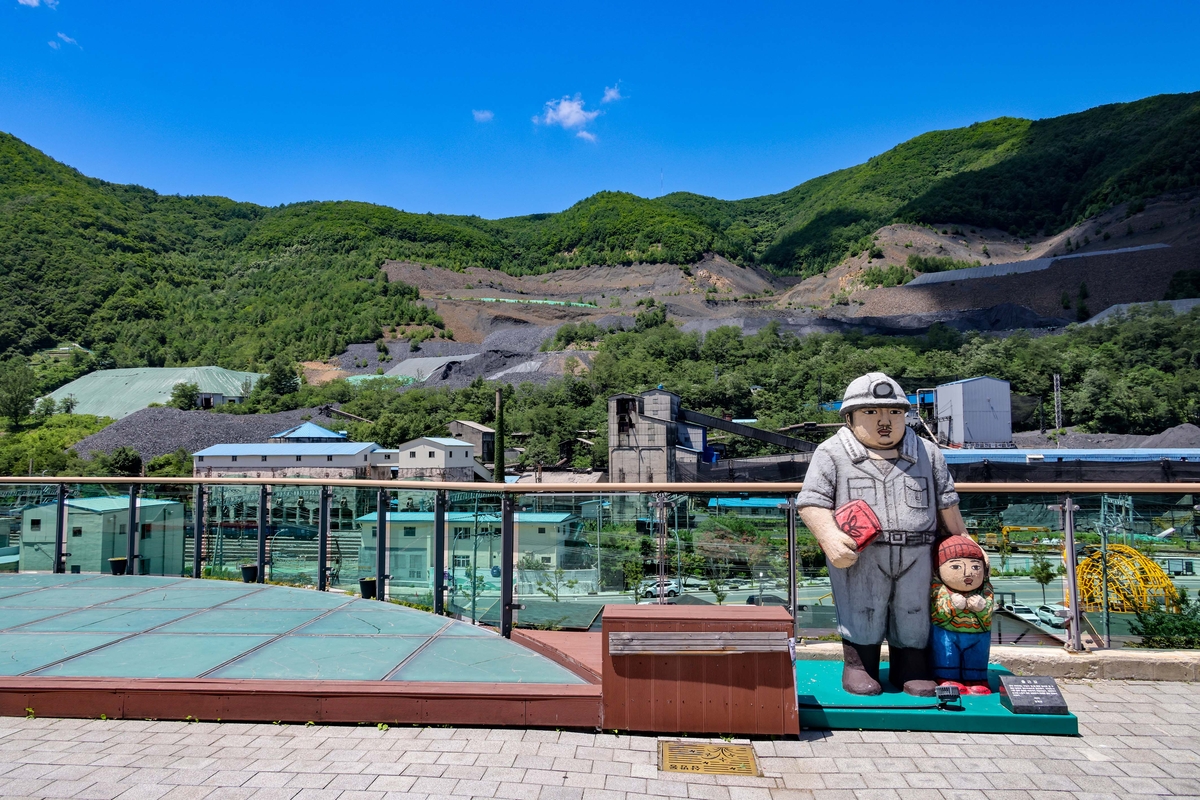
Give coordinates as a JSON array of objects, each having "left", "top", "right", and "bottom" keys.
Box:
[{"left": 47, "top": 367, "right": 265, "bottom": 419}]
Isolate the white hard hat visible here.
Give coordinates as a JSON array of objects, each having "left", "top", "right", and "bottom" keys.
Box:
[{"left": 840, "top": 372, "right": 909, "bottom": 417}]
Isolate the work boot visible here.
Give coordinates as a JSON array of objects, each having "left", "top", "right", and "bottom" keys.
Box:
[
  {"left": 889, "top": 647, "right": 937, "bottom": 697},
  {"left": 841, "top": 641, "right": 882, "bottom": 695}
]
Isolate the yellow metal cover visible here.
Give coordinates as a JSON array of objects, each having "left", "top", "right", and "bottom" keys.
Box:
[{"left": 658, "top": 741, "right": 759, "bottom": 775}]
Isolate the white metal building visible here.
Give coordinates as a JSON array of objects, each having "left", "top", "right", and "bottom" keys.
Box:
[{"left": 935, "top": 377, "right": 1014, "bottom": 448}]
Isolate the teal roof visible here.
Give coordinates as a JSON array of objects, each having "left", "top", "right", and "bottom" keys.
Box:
[
  {"left": 37, "top": 498, "right": 180, "bottom": 514},
  {"left": 48, "top": 367, "right": 264, "bottom": 419},
  {"left": 271, "top": 422, "right": 346, "bottom": 440}
]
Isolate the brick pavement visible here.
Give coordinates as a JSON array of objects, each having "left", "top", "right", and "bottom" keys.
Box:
[{"left": 1, "top": 680, "right": 1199, "bottom": 800}]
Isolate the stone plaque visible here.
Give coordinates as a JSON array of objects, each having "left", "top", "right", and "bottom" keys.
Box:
[{"left": 998, "top": 675, "right": 1069, "bottom": 715}]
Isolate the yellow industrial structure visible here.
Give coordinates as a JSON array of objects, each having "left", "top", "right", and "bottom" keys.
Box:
[{"left": 1076, "top": 543, "right": 1178, "bottom": 612}]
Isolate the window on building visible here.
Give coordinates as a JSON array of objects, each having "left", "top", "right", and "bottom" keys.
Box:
[
  {"left": 453, "top": 555, "right": 470, "bottom": 568},
  {"left": 369, "top": 526, "right": 377, "bottom": 538},
  {"left": 118, "top": 524, "right": 126, "bottom": 536},
  {"left": 403, "top": 526, "right": 416, "bottom": 537},
  {"left": 538, "top": 527, "right": 546, "bottom": 534},
  {"left": 385, "top": 454, "right": 391, "bottom": 460},
  {"left": 750, "top": 508, "right": 758, "bottom": 516},
  {"left": 327, "top": 455, "right": 333, "bottom": 462},
  {"left": 231, "top": 455, "right": 238, "bottom": 462},
  {"left": 296, "top": 456, "right": 302, "bottom": 462},
  {"left": 198, "top": 456, "right": 204, "bottom": 462},
  {"left": 428, "top": 451, "right": 434, "bottom": 458},
  {"left": 141, "top": 524, "right": 152, "bottom": 540},
  {"left": 541, "top": 556, "right": 552, "bottom": 565},
  {"left": 261, "top": 455, "right": 267, "bottom": 462},
  {"left": 30, "top": 519, "right": 40, "bottom": 531},
  {"left": 72, "top": 527, "right": 82, "bottom": 537},
  {"left": 409, "top": 451, "right": 416, "bottom": 459}
]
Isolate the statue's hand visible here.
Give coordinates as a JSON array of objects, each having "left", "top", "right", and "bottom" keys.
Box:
[
  {"left": 821, "top": 532, "right": 860, "bottom": 569},
  {"left": 966, "top": 594, "right": 987, "bottom": 612},
  {"left": 950, "top": 593, "right": 967, "bottom": 610},
  {"left": 799, "top": 506, "right": 860, "bottom": 569}
]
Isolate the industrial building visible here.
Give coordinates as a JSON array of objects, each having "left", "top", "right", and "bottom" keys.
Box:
[
  {"left": 447, "top": 420, "right": 495, "bottom": 464},
  {"left": 47, "top": 366, "right": 264, "bottom": 419},
  {"left": 20, "top": 497, "right": 185, "bottom": 575},
  {"left": 371, "top": 437, "right": 489, "bottom": 482},
  {"left": 933, "top": 377, "right": 1014, "bottom": 448},
  {"left": 607, "top": 389, "right": 813, "bottom": 483}
]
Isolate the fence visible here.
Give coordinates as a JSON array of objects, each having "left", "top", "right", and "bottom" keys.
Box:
[{"left": 1, "top": 478, "right": 1196, "bottom": 648}]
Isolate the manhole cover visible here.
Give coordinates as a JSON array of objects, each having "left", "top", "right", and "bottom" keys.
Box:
[{"left": 658, "top": 741, "right": 759, "bottom": 775}]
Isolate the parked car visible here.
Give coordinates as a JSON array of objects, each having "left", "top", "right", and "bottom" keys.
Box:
[
  {"left": 1036, "top": 604, "right": 1070, "bottom": 628},
  {"left": 638, "top": 579, "right": 679, "bottom": 598},
  {"left": 1003, "top": 602, "right": 1040, "bottom": 626}
]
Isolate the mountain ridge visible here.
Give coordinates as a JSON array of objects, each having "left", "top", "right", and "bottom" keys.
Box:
[{"left": 1, "top": 91, "right": 1198, "bottom": 366}]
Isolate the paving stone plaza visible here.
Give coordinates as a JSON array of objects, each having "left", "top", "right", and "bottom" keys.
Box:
[{"left": 1, "top": 679, "right": 1197, "bottom": 800}]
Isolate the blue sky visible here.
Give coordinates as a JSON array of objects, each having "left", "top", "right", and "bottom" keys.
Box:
[{"left": 2, "top": 1, "right": 1198, "bottom": 219}]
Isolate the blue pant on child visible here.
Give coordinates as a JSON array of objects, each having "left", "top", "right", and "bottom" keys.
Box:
[{"left": 930, "top": 626, "right": 989, "bottom": 683}]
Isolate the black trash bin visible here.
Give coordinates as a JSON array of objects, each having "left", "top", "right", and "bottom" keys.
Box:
[
  {"left": 241, "top": 564, "right": 259, "bottom": 583},
  {"left": 359, "top": 577, "right": 377, "bottom": 600},
  {"left": 108, "top": 557, "right": 127, "bottom": 576}
]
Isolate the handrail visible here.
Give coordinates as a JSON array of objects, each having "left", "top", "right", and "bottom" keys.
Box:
[{"left": 0, "top": 477, "right": 1197, "bottom": 494}]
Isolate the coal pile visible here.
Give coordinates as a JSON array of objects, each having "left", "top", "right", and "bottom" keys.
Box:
[{"left": 71, "top": 407, "right": 336, "bottom": 461}]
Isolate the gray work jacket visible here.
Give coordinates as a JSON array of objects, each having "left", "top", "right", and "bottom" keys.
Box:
[{"left": 796, "top": 427, "right": 959, "bottom": 535}]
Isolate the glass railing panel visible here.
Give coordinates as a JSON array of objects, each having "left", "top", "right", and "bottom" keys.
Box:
[
  {"left": 138, "top": 483, "right": 195, "bottom": 578},
  {"left": 445, "top": 490, "right": 502, "bottom": 625},
  {"left": 60, "top": 483, "right": 140, "bottom": 576},
  {"left": 1, "top": 482, "right": 58, "bottom": 574},
  {"left": 384, "top": 487, "right": 438, "bottom": 609}
]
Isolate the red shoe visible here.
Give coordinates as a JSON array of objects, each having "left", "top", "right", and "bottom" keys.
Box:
[{"left": 964, "top": 681, "right": 992, "bottom": 695}]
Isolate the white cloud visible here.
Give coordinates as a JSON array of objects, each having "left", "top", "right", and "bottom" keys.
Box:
[
  {"left": 576, "top": 130, "right": 597, "bottom": 143},
  {"left": 472, "top": 109, "right": 494, "bottom": 123},
  {"left": 57, "top": 32, "right": 78, "bottom": 47},
  {"left": 19, "top": 0, "right": 59, "bottom": 8},
  {"left": 536, "top": 94, "right": 600, "bottom": 132},
  {"left": 602, "top": 83, "right": 623, "bottom": 103},
  {"left": 47, "top": 39, "right": 59, "bottom": 48}
]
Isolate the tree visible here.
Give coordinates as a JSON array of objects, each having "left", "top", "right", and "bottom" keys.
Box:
[
  {"left": 0, "top": 358, "right": 38, "bottom": 430},
  {"left": 262, "top": 360, "right": 299, "bottom": 396},
  {"left": 146, "top": 448, "right": 191, "bottom": 478},
  {"left": 1030, "top": 545, "right": 1056, "bottom": 604},
  {"left": 1130, "top": 589, "right": 1200, "bottom": 649},
  {"left": 168, "top": 382, "right": 200, "bottom": 410},
  {"left": 535, "top": 567, "right": 579, "bottom": 602},
  {"left": 58, "top": 395, "right": 77, "bottom": 414},
  {"left": 103, "top": 447, "right": 143, "bottom": 477},
  {"left": 32, "top": 397, "right": 57, "bottom": 421}
]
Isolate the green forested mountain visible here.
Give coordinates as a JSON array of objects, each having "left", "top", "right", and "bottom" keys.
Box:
[{"left": 2, "top": 91, "right": 1198, "bottom": 367}]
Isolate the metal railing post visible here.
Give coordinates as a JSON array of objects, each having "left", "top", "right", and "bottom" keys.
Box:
[
  {"left": 52, "top": 483, "right": 67, "bottom": 574},
  {"left": 317, "top": 486, "right": 330, "bottom": 591},
  {"left": 376, "top": 488, "right": 388, "bottom": 601},
  {"left": 192, "top": 484, "right": 205, "bottom": 579},
  {"left": 1051, "top": 493, "right": 1084, "bottom": 651},
  {"left": 500, "top": 494, "right": 515, "bottom": 637},
  {"left": 125, "top": 484, "right": 139, "bottom": 574},
  {"left": 257, "top": 485, "right": 268, "bottom": 583},
  {"left": 782, "top": 497, "right": 799, "bottom": 638},
  {"left": 434, "top": 490, "right": 447, "bottom": 615}
]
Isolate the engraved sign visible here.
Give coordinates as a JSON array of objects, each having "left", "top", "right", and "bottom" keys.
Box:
[
  {"left": 658, "top": 742, "right": 759, "bottom": 775},
  {"left": 999, "top": 675, "right": 1069, "bottom": 715}
]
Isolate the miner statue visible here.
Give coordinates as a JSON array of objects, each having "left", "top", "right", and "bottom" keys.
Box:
[{"left": 797, "top": 372, "right": 969, "bottom": 696}]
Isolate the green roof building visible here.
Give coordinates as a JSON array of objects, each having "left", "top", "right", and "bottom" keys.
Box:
[{"left": 48, "top": 366, "right": 265, "bottom": 419}]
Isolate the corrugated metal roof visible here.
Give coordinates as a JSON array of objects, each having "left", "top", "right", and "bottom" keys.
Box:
[
  {"left": 906, "top": 244, "right": 1169, "bottom": 287},
  {"left": 398, "top": 437, "right": 467, "bottom": 449},
  {"left": 707, "top": 497, "right": 787, "bottom": 509},
  {"left": 1083, "top": 298, "right": 1200, "bottom": 325},
  {"left": 452, "top": 420, "right": 494, "bottom": 432},
  {"left": 193, "top": 442, "right": 379, "bottom": 457},
  {"left": 384, "top": 354, "right": 479, "bottom": 382},
  {"left": 937, "top": 376, "right": 1009, "bottom": 387},
  {"left": 941, "top": 448, "right": 1200, "bottom": 464},
  {"left": 271, "top": 422, "right": 346, "bottom": 440},
  {"left": 356, "top": 511, "right": 574, "bottom": 523},
  {"left": 47, "top": 367, "right": 264, "bottom": 419},
  {"left": 40, "top": 498, "right": 180, "bottom": 513}
]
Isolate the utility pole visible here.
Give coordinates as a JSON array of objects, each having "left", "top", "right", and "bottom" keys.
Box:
[
  {"left": 494, "top": 388, "right": 505, "bottom": 483},
  {"left": 1053, "top": 373, "right": 1063, "bottom": 442}
]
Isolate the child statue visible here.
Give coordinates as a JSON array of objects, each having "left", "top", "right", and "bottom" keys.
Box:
[{"left": 931, "top": 535, "right": 994, "bottom": 694}]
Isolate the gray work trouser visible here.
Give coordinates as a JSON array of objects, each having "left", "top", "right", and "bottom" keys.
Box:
[{"left": 829, "top": 542, "right": 932, "bottom": 649}]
